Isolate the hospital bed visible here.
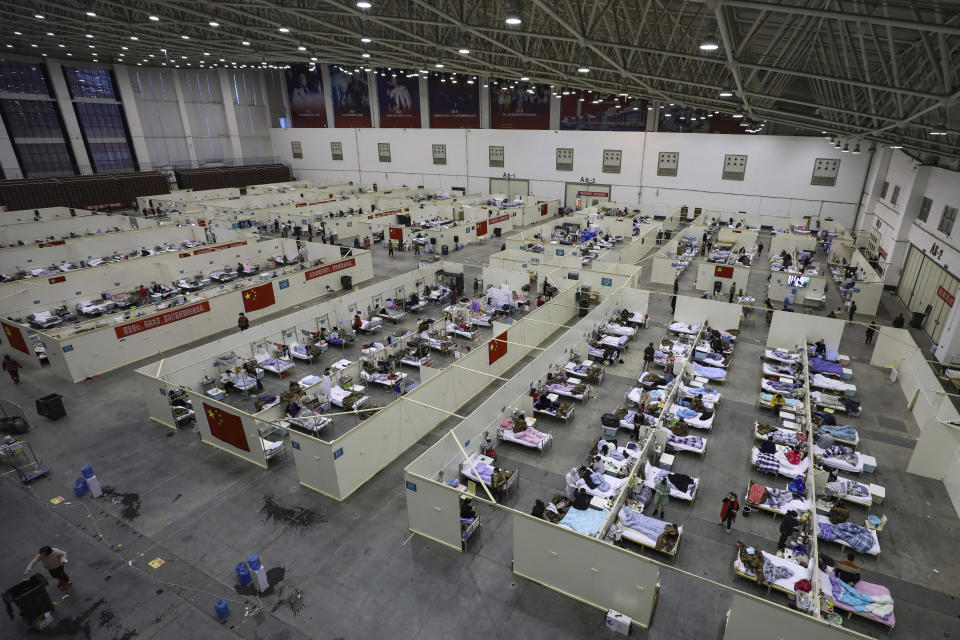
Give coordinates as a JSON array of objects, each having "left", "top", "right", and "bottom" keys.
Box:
[
  {"left": 547, "top": 380, "right": 591, "bottom": 401},
  {"left": 733, "top": 547, "right": 810, "bottom": 596},
  {"left": 626, "top": 388, "right": 667, "bottom": 409},
  {"left": 225, "top": 372, "right": 258, "bottom": 392},
  {"left": 400, "top": 348, "right": 431, "bottom": 368},
  {"left": 668, "top": 404, "right": 715, "bottom": 431},
  {"left": 573, "top": 473, "right": 628, "bottom": 500},
  {"left": 209, "top": 270, "right": 237, "bottom": 284},
  {"left": 597, "top": 333, "right": 629, "bottom": 349},
  {"left": 763, "top": 362, "right": 800, "bottom": 378},
  {"left": 428, "top": 285, "right": 451, "bottom": 302},
  {"left": 617, "top": 507, "right": 682, "bottom": 559},
  {"left": 677, "top": 382, "right": 720, "bottom": 409},
  {"left": 761, "top": 377, "right": 803, "bottom": 398},
  {"left": 744, "top": 479, "right": 810, "bottom": 517},
  {"left": 289, "top": 342, "right": 324, "bottom": 363},
  {"left": 446, "top": 322, "right": 479, "bottom": 340},
  {"left": 360, "top": 370, "right": 408, "bottom": 389},
  {"left": 460, "top": 453, "right": 519, "bottom": 500},
  {"left": 815, "top": 424, "right": 860, "bottom": 447},
  {"left": 818, "top": 569, "right": 895, "bottom": 630},
  {"left": 664, "top": 430, "right": 707, "bottom": 457},
  {"left": 588, "top": 342, "right": 620, "bottom": 363},
  {"left": 420, "top": 331, "right": 453, "bottom": 354},
  {"left": 819, "top": 477, "right": 875, "bottom": 509},
  {"left": 692, "top": 363, "right": 727, "bottom": 382},
  {"left": 377, "top": 304, "right": 406, "bottom": 324},
  {"left": 622, "top": 310, "right": 647, "bottom": 328},
  {"left": 754, "top": 423, "right": 801, "bottom": 446},
  {"left": 355, "top": 317, "right": 383, "bottom": 334},
  {"left": 255, "top": 355, "right": 295, "bottom": 377},
  {"left": 642, "top": 462, "right": 699, "bottom": 503},
  {"left": 564, "top": 360, "right": 604, "bottom": 384},
  {"left": 260, "top": 435, "right": 285, "bottom": 461},
  {"left": 816, "top": 515, "right": 881, "bottom": 556},
  {"left": 283, "top": 409, "right": 331, "bottom": 435},
  {"left": 327, "top": 384, "right": 368, "bottom": 410},
  {"left": 764, "top": 349, "right": 801, "bottom": 365},
  {"left": 557, "top": 506, "right": 609, "bottom": 538},
  {"left": 692, "top": 349, "right": 728, "bottom": 368},
  {"left": 758, "top": 392, "right": 804, "bottom": 415},
  {"left": 496, "top": 416, "right": 553, "bottom": 453},
  {"left": 532, "top": 394, "right": 574, "bottom": 422},
  {"left": 637, "top": 371, "right": 672, "bottom": 389},
  {"left": 751, "top": 444, "right": 810, "bottom": 478},
  {"left": 668, "top": 322, "right": 701, "bottom": 336},
  {"left": 406, "top": 297, "right": 428, "bottom": 313},
  {"left": 603, "top": 322, "right": 636, "bottom": 338},
  {"left": 27, "top": 311, "right": 63, "bottom": 329},
  {"left": 811, "top": 374, "right": 856, "bottom": 396},
  {"left": 814, "top": 445, "right": 866, "bottom": 473}
]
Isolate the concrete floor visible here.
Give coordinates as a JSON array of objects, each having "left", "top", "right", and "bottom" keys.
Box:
[{"left": 1, "top": 227, "right": 958, "bottom": 640}]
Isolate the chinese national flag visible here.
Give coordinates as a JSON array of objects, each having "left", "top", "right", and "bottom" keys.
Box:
[
  {"left": 242, "top": 282, "right": 276, "bottom": 312},
  {"left": 714, "top": 265, "right": 734, "bottom": 279},
  {"left": 1, "top": 322, "right": 29, "bottom": 354},
  {"left": 489, "top": 330, "right": 508, "bottom": 365},
  {"left": 202, "top": 402, "right": 250, "bottom": 451},
  {"left": 476, "top": 220, "right": 488, "bottom": 237}
]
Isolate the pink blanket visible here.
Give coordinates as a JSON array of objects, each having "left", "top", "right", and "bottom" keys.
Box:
[{"left": 513, "top": 427, "right": 548, "bottom": 445}]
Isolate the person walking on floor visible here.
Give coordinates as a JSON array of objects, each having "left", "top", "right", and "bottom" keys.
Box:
[
  {"left": 777, "top": 510, "right": 800, "bottom": 551},
  {"left": 865, "top": 321, "right": 877, "bottom": 344},
  {"left": 848, "top": 300, "right": 857, "bottom": 320},
  {"left": 237, "top": 312, "right": 250, "bottom": 332},
  {"left": 670, "top": 294, "right": 676, "bottom": 312},
  {"left": 388, "top": 241, "right": 394, "bottom": 257},
  {"left": 414, "top": 243, "right": 420, "bottom": 257},
  {"left": 651, "top": 478, "right": 670, "bottom": 518},
  {"left": 719, "top": 492, "right": 740, "bottom": 534},
  {"left": 673, "top": 279, "right": 679, "bottom": 297},
  {"left": 757, "top": 241, "right": 764, "bottom": 257},
  {"left": 728, "top": 282, "right": 736, "bottom": 304},
  {"left": 892, "top": 313, "right": 905, "bottom": 328},
  {"left": 643, "top": 343, "right": 655, "bottom": 371},
  {"left": 25, "top": 546, "right": 71, "bottom": 590},
  {"left": 3, "top": 354, "right": 23, "bottom": 384}
]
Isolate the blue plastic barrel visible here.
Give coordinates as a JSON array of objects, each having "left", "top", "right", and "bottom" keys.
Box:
[
  {"left": 235, "top": 562, "right": 252, "bottom": 585},
  {"left": 247, "top": 554, "right": 261, "bottom": 571},
  {"left": 73, "top": 477, "right": 89, "bottom": 497},
  {"left": 214, "top": 599, "right": 230, "bottom": 620},
  {"left": 81, "top": 465, "right": 95, "bottom": 479}
]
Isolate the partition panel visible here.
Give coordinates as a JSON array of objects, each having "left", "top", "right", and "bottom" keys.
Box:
[
  {"left": 288, "top": 431, "right": 339, "bottom": 497},
  {"left": 673, "top": 295, "right": 743, "bottom": 331},
  {"left": 195, "top": 396, "right": 268, "bottom": 468},
  {"left": 403, "top": 472, "right": 464, "bottom": 551},
  {"left": 724, "top": 593, "right": 872, "bottom": 640},
  {"left": 513, "top": 513, "right": 660, "bottom": 629},
  {"left": 766, "top": 311, "right": 845, "bottom": 351}
]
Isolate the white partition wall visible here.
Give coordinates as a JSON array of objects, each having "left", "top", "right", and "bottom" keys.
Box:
[
  {"left": 513, "top": 513, "right": 660, "bottom": 629},
  {"left": 673, "top": 295, "right": 743, "bottom": 331},
  {"left": 724, "top": 594, "right": 872, "bottom": 640},
  {"left": 694, "top": 261, "right": 749, "bottom": 293},
  {"left": 767, "top": 311, "right": 845, "bottom": 352}
]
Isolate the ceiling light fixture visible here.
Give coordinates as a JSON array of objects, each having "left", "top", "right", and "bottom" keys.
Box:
[
  {"left": 130, "top": 36, "right": 138, "bottom": 40},
  {"left": 841, "top": 143, "right": 850, "bottom": 153},
  {"left": 356, "top": 1, "right": 373, "bottom": 8},
  {"left": 242, "top": 41, "right": 250, "bottom": 46},
  {"left": 435, "top": 61, "right": 444, "bottom": 68},
  {"left": 361, "top": 52, "right": 371, "bottom": 58},
  {"left": 209, "top": 21, "right": 220, "bottom": 27},
  {"left": 278, "top": 27, "right": 290, "bottom": 33},
  {"left": 298, "top": 45, "right": 307, "bottom": 51},
  {"left": 520, "top": 75, "right": 529, "bottom": 81},
  {"left": 181, "top": 35, "right": 189, "bottom": 39},
  {"left": 577, "top": 65, "right": 589, "bottom": 73},
  {"left": 700, "top": 34, "right": 719, "bottom": 51},
  {"left": 34, "top": 14, "right": 45, "bottom": 19},
  {"left": 361, "top": 37, "right": 371, "bottom": 43},
  {"left": 852, "top": 144, "right": 861, "bottom": 154},
  {"left": 929, "top": 126, "right": 948, "bottom": 136},
  {"left": 889, "top": 142, "right": 903, "bottom": 149},
  {"left": 149, "top": 15, "right": 159, "bottom": 21},
  {"left": 505, "top": 0, "right": 522, "bottom": 25},
  {"left": 719, "top": 87, "right": 733, "bottom": 97},
  {"left": 86, "top": 11, "right": 97, "bottom": 17},
  {"left": 732, "top": 111, "right": 743, "bottom": 118},
  {"left": 458, "top": 46, "right": 470, "bottom": 54}
]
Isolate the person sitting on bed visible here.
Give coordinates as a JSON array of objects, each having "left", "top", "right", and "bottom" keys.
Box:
[
  {"left": 590, "top": 456, "right": 604, "bottom": 474},
  {"left": 601, "top": 444, "right": 626, "bottom": 462},
  {"left": 352, "top": 314, "right": 363, "bottom": 331},
  {"left": 571, "top": 488, "right": 590, "bottom": 510},
  {"left": 814, "top": 339, "right": 826, "bottom": 358},
  {"left": 759, "top": 435, "right": 777, "bottom": 455},
  {"left": 816, "top": 431, "right": 836, "bottom": 450},
  {"left": 579, "top": 467, "right": 600, "bottom": 490},
  {"left": 836, "top": 552, "right": 861, "bottom": 585},
  {"left": 460, "top": 498, "right": 477, "bottom": 519},
  {"left": 769, "top": 393, "right": 785, "bottom": 415}
]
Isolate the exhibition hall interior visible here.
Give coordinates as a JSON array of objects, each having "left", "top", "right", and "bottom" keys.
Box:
[{"left": 1, "top": 1, "right": 959, "bottom": 639}]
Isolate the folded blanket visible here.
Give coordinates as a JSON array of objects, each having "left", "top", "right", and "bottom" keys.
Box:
[
  {"left": 763, "top": 559, "right": 795, "bottom": 585},
  {"left": 755, "top": 452, "right": 780, "bottom": 474}
]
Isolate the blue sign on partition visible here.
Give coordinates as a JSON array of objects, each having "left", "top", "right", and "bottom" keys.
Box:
[
  {"left": 279, "top": 279, "right": 290, "bottom": 290},
  {"left": 601, "top": 277, "right": 613, "bottom": 287},
  {"left": 291, "top": 441, "right": 301, "bottom": 450},
  {"left": 333, "top": 447, "right": 344, "bottom": 459},
  {"left": 159, "top": 387, "right": 166, "bottom": 395},
  {"left": 556, "top": 248, "right": 565, "bottom": 256},
  {"left": 62, "top": 345, "right": 74, "bottom": 352},
  {"left": 405, "top": 480, "right": 417, "bottom": 492}
]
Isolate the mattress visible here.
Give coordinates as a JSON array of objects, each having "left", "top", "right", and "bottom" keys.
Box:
[
  {"left": 580, "top": 474, "right": 628, "bottom": 499},
  {"left": 619, "top": 510, "right": 682, "bottom": 553},
  {"left": 814, "top": 445, "right": 864, "bottom": 472},
  {"left": 558, "top": 507, "right": 610, "bottom": 537},
  {"left": 817, "top": 570, "right": 895, "bottom": 627},
  {"left": 734, "top": 549, "right": 809, "bottom": 593},
  {"left": 669, "top": 404, "right": 713, "bottom": 430},
  {"left": 330, "top": 358, "right": 353, "bottom": 371},
  {"left": 298, "top": 375, "right": 322, "bottom": 388},
  {"left": 643, "top": 462, "right": 697, "bottom": 500},
  {"left": 816, "top": 515, "right": 881, "bottom": 556},
  {"left": 669, "top": 322, "right": 700, "bottom": 335},
  {"left": 260, "top": 437, "right": 284, "bottom": 454},
  {"left": 499, "top": 426, "right": 552, "bottom": 449},
  {"left": 751, "top": 446, "right": 811, "bottom": 478},
  {"left": 764, "top": 349, "right": 800, "bottom": 364}
]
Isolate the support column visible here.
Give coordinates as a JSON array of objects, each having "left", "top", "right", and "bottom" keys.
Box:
[
  {"left": 217, "top": 69, "right": 245, "bottom": 163},
  {"left": 44, "top": 59, "right": 92, "bottom": 174},
  {"left": 479, "top": 76, "right": 490, "bottom": 129},
  {"left": 112, "top": 64, "right": 157, "bottom": 170},
  {"left": 648, "top": 100, "right": 660, "bottom": 132},
  {"left": 419, "top": 74, "right": 430, "bottom": 128},
  {"left": 367, "top": 69, "right": 380, "bottom": 127},
  {"left": 168, "top": 70, "right": 199, "bottom": 166},
  {"left": 321, "top": 64, "right": 335, "bottom": 129},
  {"left": 549, "top": 85, "right": 561, "bottom": 130}
]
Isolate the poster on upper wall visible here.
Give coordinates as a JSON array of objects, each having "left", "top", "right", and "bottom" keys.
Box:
[
  {"left": 490, "top": 83, "right": 551, "bottom": 129},
  {"left": 286, "top": 64, "right": 327, "bottom": 128},
  {"left": 428, "top": 75, "right": 480, "bottom": 128},
  {"left": 377, "top": 70, "right": 421, "bottom": 128},
  {"left": 560, "top": 91, "right": 647, "bottom": 130},
  {"left": 329, "top": 68, "right": 372, "bottom": 128}
]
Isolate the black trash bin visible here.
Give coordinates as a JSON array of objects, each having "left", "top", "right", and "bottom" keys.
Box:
[
  {"left": 3, "top": 574, "right": 53, "bottom": 625},
  {"left": 910, "top": 311, "right": 926, "bottom": 329},
  {"left": 36, "top": 394, "right": 65, "bottom": 421},
  {"left": 340, "top": 275, "right": 353, "bottom": 291}
]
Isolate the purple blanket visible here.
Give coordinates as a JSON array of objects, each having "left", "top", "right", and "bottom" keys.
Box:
[{"left": 810, "top": 357, "right": 843, "bottom": 375}]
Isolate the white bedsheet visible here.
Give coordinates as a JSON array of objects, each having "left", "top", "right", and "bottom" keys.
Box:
[
  {"left": 643, "top": 462, "right": 698, "bottom": 500},
  {"left": 752, "top": 445, "right": 811, "bottom": 478},
  {"left": 814, "top": 445, "right": 864, "bottom": 472}
]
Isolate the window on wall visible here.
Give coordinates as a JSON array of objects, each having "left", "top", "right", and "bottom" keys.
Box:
[
  {"left": 63, "top": 67, "right": 117, "bottom": 99},
  {"left": 938, "top": 206, "right": 957, "bottom": 236},
  {"left": 88, "top": 142, "right": 135, "bottom": 172},
  {"left": 880, "top": 181, "right": 889, "bottom": 198},
  {"left": 890, "top": 185, "right": 900, "bottom": 205},
  {"left": 917, "top": 197, "right": 933, "bottom": 222},
  {"left": 0, "top": 60, "right": 53, "bottom": 95},
  {"left": 15, "top": 142, "right": 75, "bottom": 177},
  {"left": 0, "top": 99, "right": 68, "bottom": 138},
  {"left": 74, "top": 102, "right": 128, "bottom": 139}
]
